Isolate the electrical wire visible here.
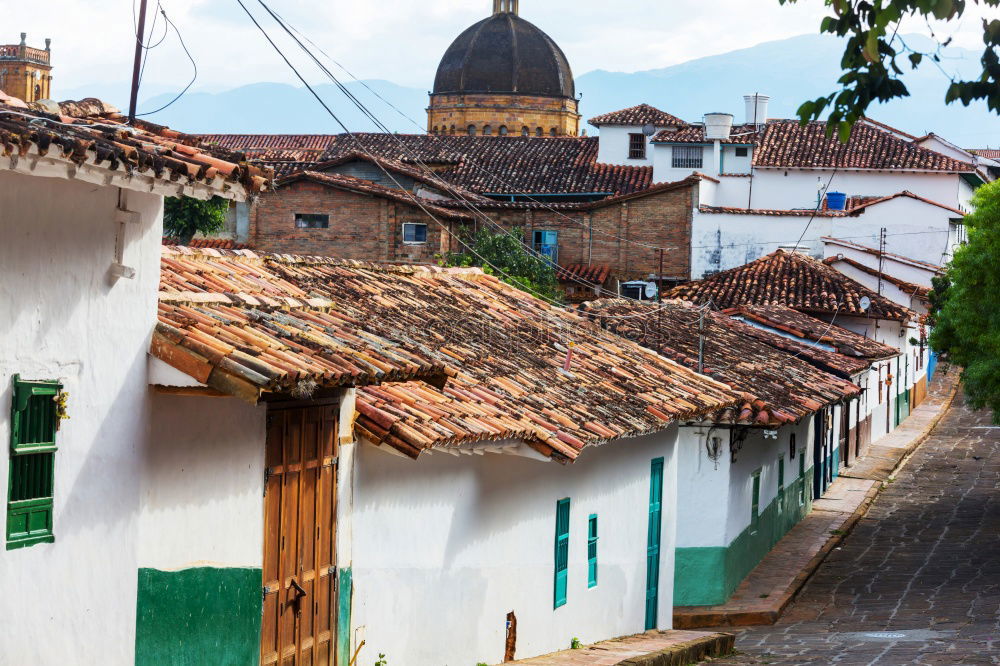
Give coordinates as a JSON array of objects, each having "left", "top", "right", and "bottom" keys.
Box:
[{"left": 137, "top": 5, "right": 198, "bottom": 117}]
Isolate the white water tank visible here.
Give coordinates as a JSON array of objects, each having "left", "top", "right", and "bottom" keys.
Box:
[
  {"left": 744, "top": 94, "right": 770, "bottom": 126},
  {"left": 704, "top": 113, "right": 734, "bottom": 140}
]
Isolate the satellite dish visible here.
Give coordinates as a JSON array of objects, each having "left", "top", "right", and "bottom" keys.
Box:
[
  {"left": 859, "top": 296, "right": 872, "bottom": 312},
  {"left": 644, "top": 282, "right": 658, "bottom": 299},
  {"left": 642, "top": 124, "right": 657, "bottom": 137}
]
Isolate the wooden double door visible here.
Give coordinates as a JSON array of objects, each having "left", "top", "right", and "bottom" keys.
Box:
[{"left": 262, "top": 403, "right": 339, "bottom": 666}]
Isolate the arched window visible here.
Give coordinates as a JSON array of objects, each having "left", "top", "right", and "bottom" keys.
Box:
[
  {"left": 483, "top": 125, "right": 493, "bottom": 136},
  {"left": 467, "top": 125, "right": 477, "bottom": 136},
  {"left": 535, "top": 127, "right": 543, "bottom": 137},
  {"left": 498, "top": 125, "right": 509, "bottom": 136},
  {"left": 550, "top": 127, "right": 558, "bottom": 137},
  {"left": 432, "top": 126, "right": 439, "bottom": 135},
  {"left": 450, "top": 125, "right": 456, "bottom": 134},
  {"left": 521, "top": 126, "right": 530, "bottom": 137}
]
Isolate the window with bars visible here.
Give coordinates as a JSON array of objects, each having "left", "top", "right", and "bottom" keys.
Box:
[
  {"left": 628, "top": 133, "right": 647, "bottom": 160},
  {"left": 672, "top": 146, "right": 704, "bottom": 169},
  {"left": 7, "top": 375, "right": 61, "bottom": 550},
  {"left": 587, "top": 514, "right": 598, "bottom": 588},
  {"left": 554, "top": 498, "right": 570, "bottom": 608}
]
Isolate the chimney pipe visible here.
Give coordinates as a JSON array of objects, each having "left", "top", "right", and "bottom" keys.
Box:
[{"left": 744, "top": 94, "right": 770, "bottom": 127}]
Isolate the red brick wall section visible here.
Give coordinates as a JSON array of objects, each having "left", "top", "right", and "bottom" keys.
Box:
[
  {"left": 251, "top": 180, "right": 694, "bottom": 279},
  {"left": 252, "top": 181, "right": 460, "bottom": 264}
]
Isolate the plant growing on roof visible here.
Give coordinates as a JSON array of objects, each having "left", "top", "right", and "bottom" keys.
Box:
[
  {"left": 778, "top": 0, "right": 1000, "bottom": 138},
  {"left": 441, "top": 227, "right": 563, "bottom": 303},
  {"left": 930, "top": 179, "right": 1000, "bottom": 421},
  {"left": 163, "top": 195, "right": 230, "bottom": 244}
]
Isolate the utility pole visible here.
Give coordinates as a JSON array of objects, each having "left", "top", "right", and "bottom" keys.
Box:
[
  {"left": 698, "top": 306, "right": 706, "bottom": 375},
  {"left": 128, "top": 0, "right": 150, "bottom": 124},
  {"left": 657, "top": 248, "right": 664, "bottom": 345},
  {"left": 877, "top": 227, "right": 887, "bottom": 297}
]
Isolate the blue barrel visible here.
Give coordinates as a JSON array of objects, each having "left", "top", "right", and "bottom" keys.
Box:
[{"left": 826, "top": 191, "right": 848, "bottom": 210}]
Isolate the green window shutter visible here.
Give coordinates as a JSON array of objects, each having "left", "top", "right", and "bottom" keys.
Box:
[
  {"left": 554, "top": 498, "right": 570, "bottom": 608},
  {"left": 587, "top": 514, "right": 598, "bottom": 588},
  {"left": 750, "top": 469, "right": 761, "bottom": 532},
  {"left": 8, "top": 375, "right": 60, "bottom": 550}
]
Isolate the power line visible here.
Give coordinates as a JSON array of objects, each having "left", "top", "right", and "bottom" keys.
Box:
[{"left": 137, "top": 5, "right": 198, "bottom": 117}]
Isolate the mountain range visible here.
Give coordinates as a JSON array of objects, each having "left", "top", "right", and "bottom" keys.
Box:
[{"left": 61, "top": 34, "right": 999, "bottom": 147}]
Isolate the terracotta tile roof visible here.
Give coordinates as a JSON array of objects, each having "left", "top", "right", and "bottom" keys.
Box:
[
  {"left": 154, "top": 247, "right": 738, "bottom": 461},
  {"left": 699, "top": 205, "right": 852, "bottom": 217},
  {"left": 821, "top": 237, "right": 945, "bottom": 272},
  {"left": 0, "top": 98, "right": 270, "bottom": 198},
  {"left": 824, "top": 256, "right": 932, "bottom": 299},
  {"left": 844, "top": 190, "right": 966, "bottom": 217},
  {"left": 723, "top": 319, "right": 873, "bottom": 377},
  {"left": 588, "top": 104, "right": 685, "bottom": 128},
  {"left": 579, "top": 299, "right": 860, "bottom": 425},
  {"left": 753, "top": 120, "right": 974, "bottom": 172},
  {"left": 199, "top": 133, "right": 338, "bottom": 153},
  {"left": 970, "top": 148, "right": 1000, "bottom": 160},
  {"left": 726, "top": 305, "right": 900, "bottom": 366},
  {"left": 162, "top": 237, "right": 251, "bottom": 250},
  {"left": 280, "top": 171, "right": 474, "bottom": 221},
  {"left": 308, "top": 151, "right": 492, "bottom": 204},
  {"left": 651, "top": 124, "right": 763, "bottom": 145},
  {"left": 556, "top": 264, "right": 611, "bottom": 286},
  {"left": 206, "top": 133, "right": 654, "bottom": 196},
  {"left": 665, "top": 249, "right": 916, "bottom": 321}
]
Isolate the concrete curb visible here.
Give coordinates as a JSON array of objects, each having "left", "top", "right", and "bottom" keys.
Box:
[
  {"left": 616, "top": 632, "right": 736, "bottom": 666},
  {"left": 673, "top": 371, "right": 961, "bottom": 630}
]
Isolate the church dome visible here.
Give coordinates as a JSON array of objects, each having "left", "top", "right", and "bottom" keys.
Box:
[{"left": 432, "top": 11, "right": 575, "bottom": 99}]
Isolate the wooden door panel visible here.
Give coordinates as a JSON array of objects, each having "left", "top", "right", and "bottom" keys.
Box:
[{"left": 263, "top": 405, "right": 339, "bottom": 666}]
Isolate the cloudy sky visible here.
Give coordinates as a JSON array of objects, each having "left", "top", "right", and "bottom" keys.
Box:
[{"left": 7, "top": 0, "right": 995, "bottom": 96}]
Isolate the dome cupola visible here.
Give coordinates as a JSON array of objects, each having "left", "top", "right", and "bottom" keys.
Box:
[{"left": 427, "top": 3, "right": 581, "bottom": 137}]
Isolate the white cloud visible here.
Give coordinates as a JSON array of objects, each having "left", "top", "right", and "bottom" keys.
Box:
[{"left": 4, "top": 0, "right": 993, "bottom": 96}]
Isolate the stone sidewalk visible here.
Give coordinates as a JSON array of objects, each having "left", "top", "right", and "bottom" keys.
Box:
[
  {"left": 508, "top": 630, "right": 734, "bottom": 665},
  {"left": 674, "top": 368, "right": 960, "bottom": 629}
]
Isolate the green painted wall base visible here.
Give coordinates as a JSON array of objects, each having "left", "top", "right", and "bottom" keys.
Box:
[
  {"left": 336, "top": 567, "right": 353, "bottom": 666},
  {"left": 675, "top": 469, "right": 813, "bottom": 606},
  {"left": 135, "top": 566, "right": 262, "bottom": 666}
]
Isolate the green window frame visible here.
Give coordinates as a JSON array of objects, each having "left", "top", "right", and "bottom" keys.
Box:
[
  {"left": 798, "top": 455, "right": 806, "bottom": 506},
  {"left": 554, "top": 498, "right": 570, "bottom": 608},
  {"left": 7, "top": 375, "right": 61, "bottom": 550},
  {"left": 587, "top": 514, "right": 598, "bottom": 588},
  {"left": 750, "top": 469, "right": 762, "bottom": 533}
]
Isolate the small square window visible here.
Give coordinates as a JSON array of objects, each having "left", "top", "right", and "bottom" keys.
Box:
[
  {"left": 402, "top": 223, "right": 428, "bottom": 244},
  {"left": 735, "top": 147, "right": 749, "bottom": 157},
  {"left": 295, "top": 214, "right": 329, "bottom": 229},
  {"left": 628, "top": 133, "right": 647, "bottom": 160}
]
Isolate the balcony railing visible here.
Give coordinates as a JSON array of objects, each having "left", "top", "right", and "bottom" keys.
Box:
[{"left": 0, "top": 45, "right": 50, "bottom": 66}]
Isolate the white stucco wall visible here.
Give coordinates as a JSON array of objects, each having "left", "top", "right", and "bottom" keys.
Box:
[
  {"left": 824, "top": 242, "right": 940, "bottom": 287},
  {"left": 653, "top": 144, "right": 715, "bottom": 183},
  {"left": 0, "top": 169, "right": 163, "bottom": 664},
  {"left": 747, "top": 169, "right": 963, "bottom": 212},
  {"left": 675, "top": 420, "right": 813, "bottom": 549},
  {"left": 350, "top": 428, "right": 679, "bottom": 666},
  {"left": 140, "top": 394, "right": 266, "bottom": 569},
  {"left": 828, "top": 197, "right": 961, "bottom": 266},
  {"left": 596, "top": 126, "right": 662, "bottom": 167}
]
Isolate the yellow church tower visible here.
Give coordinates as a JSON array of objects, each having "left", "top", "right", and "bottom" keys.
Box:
[
  {"left": 427, "top": 1, "right": 581, "bottom": 137},
  {"left": 0, "top": 33, "right": 53, "bottom": 103}
]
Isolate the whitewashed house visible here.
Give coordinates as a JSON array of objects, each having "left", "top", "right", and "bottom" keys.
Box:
[
  {"left": 591, "top": 96, "right": 987, "bottom": 273},
  {"left": 577, "top": 300, "right": 861, "bottom": 608},
  {"left": 668, "top": 249, "right": 923, "bottom": 441},
  {"left": 148, "top": 248, "right": 739, "bottom": 666},
  {"left": 0, "top": 97, "right": 265, "bottom": 664}
]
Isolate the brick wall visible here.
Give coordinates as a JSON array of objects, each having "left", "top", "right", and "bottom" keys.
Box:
[
  {"left": 479, "top": 185, "right": 694, "bottom": 281},
  {"left": 251, "top": 181, "right": 462, "bottom": 263},
  {"left": 428, "top": 92, "right": 580, "bottom": 137}
]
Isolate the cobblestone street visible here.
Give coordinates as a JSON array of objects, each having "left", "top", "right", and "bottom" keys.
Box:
[{"left": 704, "top": 392, "right": 1000, "bottom": 665}]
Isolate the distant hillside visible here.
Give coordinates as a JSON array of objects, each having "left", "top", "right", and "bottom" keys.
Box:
[{"left": 81, "top": 34, "right": 996, "bottom": 146}]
